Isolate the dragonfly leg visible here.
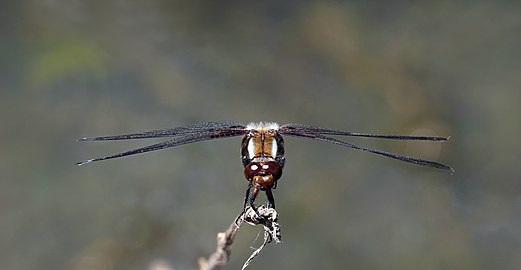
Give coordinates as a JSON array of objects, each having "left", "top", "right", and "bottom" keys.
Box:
[
  {"left": 265, "top": 188, "right": 276, "bottom": 209},
  {"left": 249, "top": 186, "right": 261, "bottom": 217},
  {"left": 243, "top": 182, "right": 252, "bottom": 211}
]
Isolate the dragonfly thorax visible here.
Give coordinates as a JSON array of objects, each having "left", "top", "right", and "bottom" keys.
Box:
[{"left": 240, "top": 129, "right": 285, "bottom": 168}]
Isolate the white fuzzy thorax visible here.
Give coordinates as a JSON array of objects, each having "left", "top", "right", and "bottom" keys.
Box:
[{"left": 246, "top": 122, "right": 280, "bottom": 131}]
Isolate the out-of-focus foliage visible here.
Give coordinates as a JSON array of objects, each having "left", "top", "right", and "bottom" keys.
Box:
[
  {"left": 1, "top": 1, "right": 520, "bottom": 270},
  {"left": 29, "top": 40, "right": 108, "bottom": 87}
]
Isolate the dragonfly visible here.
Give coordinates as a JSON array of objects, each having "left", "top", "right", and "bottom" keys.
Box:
[{"left": 77, "top": 121, "right": 452, "bottom": 213}]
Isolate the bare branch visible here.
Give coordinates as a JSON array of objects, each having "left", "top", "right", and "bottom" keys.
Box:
[{"left": 199, "top": 206, "right": 282, "bottom": 270}]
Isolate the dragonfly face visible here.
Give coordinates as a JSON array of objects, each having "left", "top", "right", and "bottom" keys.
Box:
[{"left": 77, "top": 121, "right": 453, "bottom": 214}]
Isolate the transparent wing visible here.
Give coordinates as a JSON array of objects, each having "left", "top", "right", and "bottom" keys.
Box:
[
  {"left": 78, "top": 121, "right": 245, "bottom": 141},
  {"left": 76, "top": 127, "right": 246, "bottom": 165},
  {"left": 280, "top": 131, "right": 453, "bottom": 172},
  {"left": 280, "top": 124, "right": 448, "bottom": 141}
]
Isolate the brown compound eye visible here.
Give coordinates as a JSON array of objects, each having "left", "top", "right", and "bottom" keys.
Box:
[
  {"left": 261, "top": 162, "right": 282, "bottom": 180},
  {"left": 244, "top": 162, "right": 261, "bottom": 180},
  {"left": 244, "top": 162, "right": 283, "bottom": 181}
]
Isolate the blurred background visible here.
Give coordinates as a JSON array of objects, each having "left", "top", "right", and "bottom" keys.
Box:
[{"left": 1, "top": 1, "right": 520, "bottom": 270}]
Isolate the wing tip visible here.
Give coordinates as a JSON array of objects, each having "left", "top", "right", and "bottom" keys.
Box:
[
  {"left": 436, "top": 163, "right": 454, "bottom": 174},
  {"left": 76, "top": 159, "right": 94, "bottom": 166}
]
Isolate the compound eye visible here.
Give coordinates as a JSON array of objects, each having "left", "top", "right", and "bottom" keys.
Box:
[
  {"left": 244, "top": 163, "right": 261, "bottom": 180},
  {"left": 250, "top": 164, "right": 261, "bottom": 173},
  {"left": 263, "top": 162, "right": 282, "bottom": 180}
]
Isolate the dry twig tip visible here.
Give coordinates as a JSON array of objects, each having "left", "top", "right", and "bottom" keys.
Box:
[{"left": 199, "top": 206, "right": 282, "bottom": 270}]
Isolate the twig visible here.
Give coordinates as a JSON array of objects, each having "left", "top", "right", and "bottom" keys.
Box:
[{"left": 198, "top": 206, "right": 282, "bottom": 270}]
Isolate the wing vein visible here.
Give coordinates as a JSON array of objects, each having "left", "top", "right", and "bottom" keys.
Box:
[
  {"left": 78, "top": 121, "right": 245, "bottom": 141},
  {"left": 280, "top": 124, "right": 448, "bottom": 141},
  {"left": 76, "top": 129, "right": 245, "bottom": 165},
  {"left": 281, "top": 131, "right": 453, "bottom": 172}
]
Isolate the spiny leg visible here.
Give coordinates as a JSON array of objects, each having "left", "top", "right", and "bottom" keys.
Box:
[
  {"left": 243, "top": 182, "right": 253, "bottom": 211},
  {"left": 249, "top": 186, "right": 261, "bottom": 217},
  {"left": 235, "top": 183, "right": 257, "bottom": 227},
  {"left": 265, "top": 188, "right": 276, "bottom": 209}
]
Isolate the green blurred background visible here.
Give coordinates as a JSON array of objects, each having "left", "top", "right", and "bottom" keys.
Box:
[{"left": 1, "top": 1, "right": 520, "bottom": 270}]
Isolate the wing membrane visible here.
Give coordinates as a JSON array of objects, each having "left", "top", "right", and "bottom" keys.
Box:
[
  {"left": 280, "top": 124, "right": 448, "bottom": 141},
  {"left": 78, "top": 121, "right": 245, "bottom": 141},
  {"left": 281, "top": 131, "right": 453, "bottom": 172},
  {"left": 76, "top": 128, "right": 246, "bottom": 165}
]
